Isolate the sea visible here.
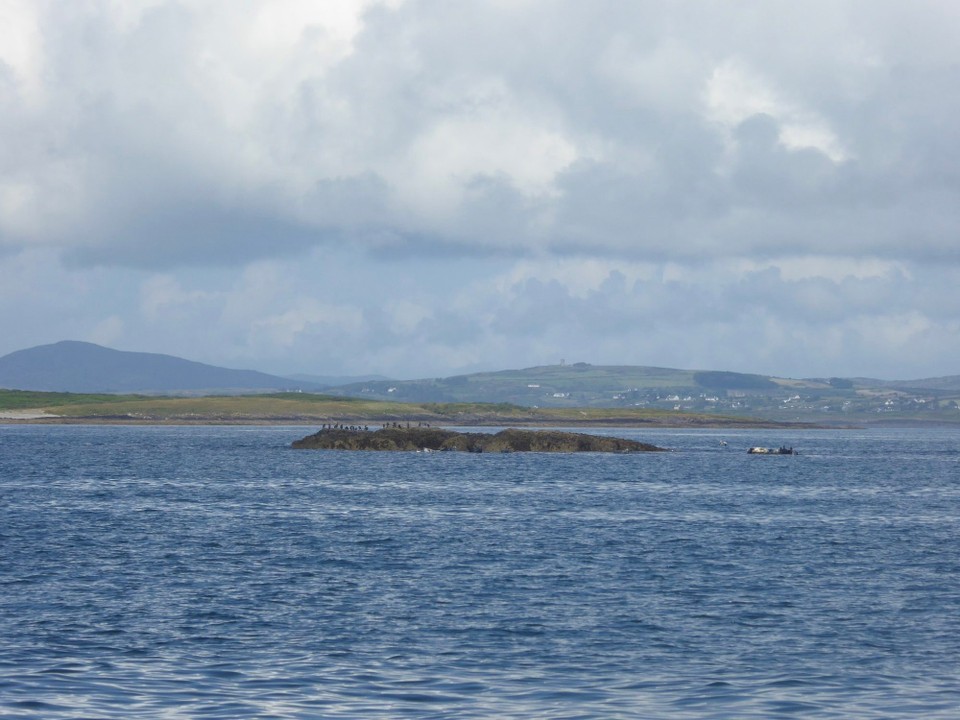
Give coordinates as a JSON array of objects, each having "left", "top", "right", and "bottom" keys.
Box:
[{"left": 1, "top": 424, "right": 959, "bottom": 719}]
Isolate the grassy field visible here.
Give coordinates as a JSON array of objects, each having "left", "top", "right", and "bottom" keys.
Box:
[
  {"left": 0, "top": 390, "right": 149, "bottom": 410},
  {"left": 1, "top": 390, "right": 416, "bottom": 421},
  {"left": 0, "top": 389, "right": 791, "bottom": 427}
]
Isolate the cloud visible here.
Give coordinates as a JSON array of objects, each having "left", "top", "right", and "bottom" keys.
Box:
[
  {"left": 1, "top": 1, "right": 959, "bottom": 381},
  {"left": 0, "top": 0, "right": 958, "bottom": 268},
  {"left": 2, "top": 243, "right": 960, "bottom": 379}
]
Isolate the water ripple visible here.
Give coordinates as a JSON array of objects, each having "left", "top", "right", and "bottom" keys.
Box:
[{"left": 2, "top": 425, "right": 960, "bottom": 717}]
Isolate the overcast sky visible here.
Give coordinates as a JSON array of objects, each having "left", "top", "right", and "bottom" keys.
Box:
[{"left": 1, "top": 0, "right": 959, "bottom": 380}]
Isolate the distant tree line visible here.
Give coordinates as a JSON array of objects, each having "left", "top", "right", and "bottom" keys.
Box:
[{"left": 828, "top": 377, "right": 854, "bottom": 389}]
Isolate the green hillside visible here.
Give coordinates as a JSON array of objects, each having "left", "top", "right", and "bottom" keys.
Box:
[
  {"left": 4, "top": 364, "right": 959, "bottom": 426},
  {"left": 330, "top": 363, "right": 822, "bottom": 406},
  {"left": 0, "top": 389, "right": 788, "bottom": 427},
  {"left": 332, "top": 363, "right": 702, "bottom": 406},
  {"left": 324, "top": 363, "right": 960, "bottom": 424}
]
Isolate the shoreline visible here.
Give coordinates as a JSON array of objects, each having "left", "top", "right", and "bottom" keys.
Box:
[
  {"left": 0, "top": 411, "right": 61, "bottom": 420},
  {"left": 0, "top": 414, "right": 828, "bottom": 429},
  {"left": 5, "top": 416, "right": 958, "bottom": 430}
]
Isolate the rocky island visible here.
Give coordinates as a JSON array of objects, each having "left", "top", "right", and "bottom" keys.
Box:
[{"left": 291, "top": 426, "right": 666, "bottom": 453}]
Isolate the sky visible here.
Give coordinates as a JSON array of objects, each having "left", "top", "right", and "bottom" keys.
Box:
[{"left": 1, "top": 0, "right": 959, "bottom": 381}]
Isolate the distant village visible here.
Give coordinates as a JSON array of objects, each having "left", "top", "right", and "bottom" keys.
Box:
[
  {"left": 349, "top": 379, "right": 960, "bottom": 423},
  {"left": 605, "top": 387, "right": 960, "bottom": 422}
]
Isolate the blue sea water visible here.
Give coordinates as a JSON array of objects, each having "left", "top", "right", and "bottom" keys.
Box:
[{"left": 1, "top": 424, "right": 959, "bottom": 718}]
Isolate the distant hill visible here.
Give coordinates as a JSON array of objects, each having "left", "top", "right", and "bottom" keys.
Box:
[
  {"left": 0, "top": 341, "right": 322, "bottom": 394},
  {"left": 876, "top": 376, "right": 960, "bottom": 392},
  {"left": 840, "top": 376, "right": 960, "bottom": 392},
  {"left": 2, "top": 342, "right": 957, "bottom": 419},
  {"left": 326, "top": 362, "right": 960, "bottom": 410},
  {"left": 326, "top": 363, "right": 813, "bottom": 406},
  {"left": 285, "top": 373, "right": 392, "bottom": 387}
]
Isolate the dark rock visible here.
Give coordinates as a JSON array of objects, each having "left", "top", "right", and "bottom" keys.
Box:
[{"left": 291, "top": 427, "right": 666, "bottom": 452}]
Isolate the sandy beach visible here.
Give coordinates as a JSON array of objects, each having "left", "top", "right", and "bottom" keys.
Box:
[{"left": 0, "top": 411, "right": 60, "bottom": 420}]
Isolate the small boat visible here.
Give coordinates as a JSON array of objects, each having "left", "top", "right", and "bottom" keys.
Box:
[{"left": 747, "top": 446, "right": 797, "bottom": 455}]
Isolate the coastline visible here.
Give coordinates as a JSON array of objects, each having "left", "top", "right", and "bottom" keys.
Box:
[
  {"left": 0, "top": 413, "right": 824, "bottom": 429},
  {"left": 0, "top": 411, "right": 61, "bottom": 420}
]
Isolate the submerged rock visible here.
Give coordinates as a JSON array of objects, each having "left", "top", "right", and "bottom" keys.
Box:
[{"left": 291, "top": 426, "right": 666, "bottom": 453}]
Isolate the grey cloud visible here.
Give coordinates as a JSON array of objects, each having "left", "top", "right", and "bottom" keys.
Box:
[
  {"left": 440, "top": 262, "right": 957, "bottom": 378},
  {"left": 479, "top": 264, "right": 950, "bottom": 347},
  {"left": 65, "top": 204, "right": 322, "bottom": 269},
  {"left": 2, "top": 0, "right": 959, "bottom": 271}
]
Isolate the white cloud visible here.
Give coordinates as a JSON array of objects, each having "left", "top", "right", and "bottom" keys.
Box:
[
  {"left": 3, "top": 245, "right": 960, "bottom": 379},
  {"left": 393, "top": 104, "right": 578, "bottom": 222},
  {"left": 0, "top": 0, "right": 43, "bottom": 104},
  {"left": 736, "top": 256, "right": 907, "bottom": 283},
  {"left": 6, "top": 0, "right": 956, "bottom": 264},
  {"left": 2, "top": 1, "right": 960, "bottom": 380},
  {"left": 249, "top": 298, "right": 364, "bottom": 349},
  {"left": 384, "top": 299, "right": 432, "bottom": 335},
  {"left": 89, "top": 314, "right": 125, "bottom": 347},
  {"left": 140, "top": 275, "right": 217, "bottom": 321},
  {"left": 705, "top": 59, "right": 848, "bottom": 162}
]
